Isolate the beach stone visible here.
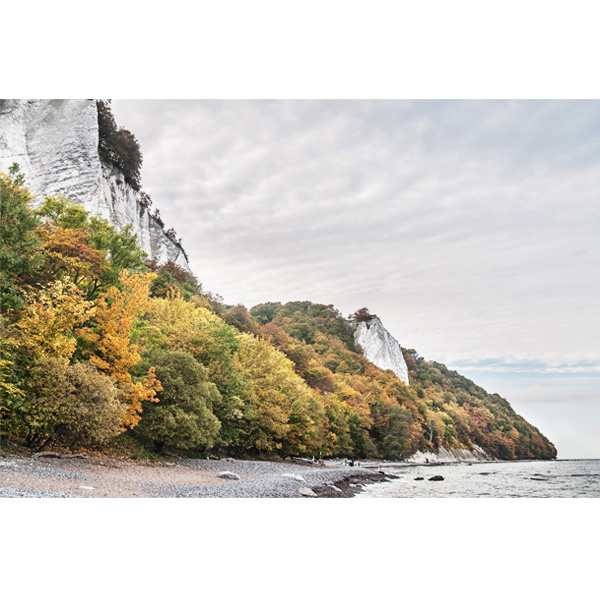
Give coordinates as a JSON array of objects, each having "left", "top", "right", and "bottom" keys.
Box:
[
  {"left": 298, "top": 487, "right": 317, "bottom": 497},
  {"left": 282, "top": 473, "right": 306, "bottom": 482},
  {"left": 219, "top": 471, "right": 241, "bottom": 480},
  {"left": 429, "top": 475, "right": 444, "bottom": 481},
  {"left": 414, "top": 477, "right": 424, "bottom": 481},
  {"left": 327, "top": 485, "right": 343, "bottom": 494}
]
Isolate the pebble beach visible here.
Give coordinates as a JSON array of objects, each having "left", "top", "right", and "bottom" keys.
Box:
[{"left": 0, "top": 454, "right": 395, "bottom": 498}]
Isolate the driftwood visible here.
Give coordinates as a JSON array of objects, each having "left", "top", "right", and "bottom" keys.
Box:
[{"left": 33, "top": 451, "right": 87, "bottom": 459}]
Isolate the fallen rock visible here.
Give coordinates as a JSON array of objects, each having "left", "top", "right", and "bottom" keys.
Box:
[
  {"left": 298, "top": 487, "right": 317, "bottom": 498},
  {"left": 414, "top": 477, "right": 425, "bottom": 481},
  {"left": 429, "top": 475, "right": 444, "bottom": 481},
  {"left": 218, "top": 471, "right": 241, "bottom": 480},
  {"left": 327, "top": 485, "right": 343, "bottom": 494}
]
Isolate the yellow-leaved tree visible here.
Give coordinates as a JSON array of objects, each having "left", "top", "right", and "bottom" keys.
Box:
[
  {"left": 12, "top": 279, "right": 96, "bottom": 360},
  {"left": 234, "top": 334, "right": 293, "bottom": 452}
]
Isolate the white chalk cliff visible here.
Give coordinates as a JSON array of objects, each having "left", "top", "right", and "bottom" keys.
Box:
[
  {"left": 351, "top": 316, "right": 410, "bottom": 385},
  {"left": 407, "top": 446, "right": 491, "bottom": 463},
  {"left": 0, "top": 99, "right": 189, "bottom": 269}
]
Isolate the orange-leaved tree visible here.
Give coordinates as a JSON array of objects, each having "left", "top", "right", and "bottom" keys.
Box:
[
  {"left": 35, "top": 223, "right": 108, "bottom": 294},
  {"left": 79, "top": 270, "right": 162, "bottom": 427}
]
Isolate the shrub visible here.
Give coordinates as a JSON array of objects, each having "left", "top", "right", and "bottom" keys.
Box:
[{"left": 23, "top": 357, "right": 124, "bottom": 451}]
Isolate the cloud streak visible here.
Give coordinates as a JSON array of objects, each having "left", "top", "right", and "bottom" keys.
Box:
[{"left": 111, "top": 100, "right": 600, "bottom": 361}]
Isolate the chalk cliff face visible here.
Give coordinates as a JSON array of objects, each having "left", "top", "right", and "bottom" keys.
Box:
[
  {"left": 407, "top": 446, "right": 492, "bottom": 463},
  {"left": 0, "top": 99, "right": 189, "bottom": 269},
  {"left": 350, "top": 316, "right": 410, "bottom": 385}
]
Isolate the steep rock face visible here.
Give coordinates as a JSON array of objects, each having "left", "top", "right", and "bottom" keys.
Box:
[
  {"left": 0, "top": 99, "right": 189, "bottom": 269},
  {"left": 407, "top": 446, "right": 492, "bottom": 463},
  {"left": 350, "top": 316, "right": 410, "bottom": 385}
]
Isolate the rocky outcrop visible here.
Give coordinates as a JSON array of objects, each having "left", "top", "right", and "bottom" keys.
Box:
[
  {"left": 0, "top": 99, "right": 189, "bottom": 269},
  {"left": 349, "top": 315, "right": 409, "bottom": 384}
]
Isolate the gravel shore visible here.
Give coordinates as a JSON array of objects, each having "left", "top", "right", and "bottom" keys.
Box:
[{"left": 0, "top": 454, "right": 397, "bottom": 498}]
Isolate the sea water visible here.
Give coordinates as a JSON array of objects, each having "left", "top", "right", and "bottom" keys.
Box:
[{"left": 358, "top": 459, "right": 600, "bottom": 498}]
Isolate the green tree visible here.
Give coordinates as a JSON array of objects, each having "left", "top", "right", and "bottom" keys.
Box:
[
  {"left": 97, "top": 100, "right": 143, "bottom": 190},
  {"left": 141, "top": 292, "right": 245, "bottom": 447},
  {"left": 234, "top": 334, "right": 297, "bottom": 453},
  {"left": 284, "top": 388, "right": 326, "bottom": 457},
  {"left": 224, "top": 304, "right": 259, "bottom": 335},
  {"left": 382, "top": 404, "right": 413, "bottom": 459},
  {"left": 88, "top": 217, "right": 148, "bottom": 289},
  {"left": 0, "top": 166, "right": 42, "bottom": 310},
  {"left": 148, "top": 260, "right": 201, "bottom": 300},
  {"left": 135, "top": 350, "right": 221, "bottom": 451}
]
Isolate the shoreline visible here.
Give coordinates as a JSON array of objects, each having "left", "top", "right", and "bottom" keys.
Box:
[
  {"left": 0, "top": 453, "right": 400, "bottom": 498},
  {"left": 1, "top": 451, "right": 560, "bottom": 498}
]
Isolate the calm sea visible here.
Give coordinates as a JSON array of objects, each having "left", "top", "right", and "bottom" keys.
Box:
[{"left": 358, "top": 459, "right": 600, "bottom": 498}]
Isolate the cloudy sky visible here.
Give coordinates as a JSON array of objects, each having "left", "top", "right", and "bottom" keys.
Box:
[{"left": 112, "top": 100, "right": 600, "bottom": 459}]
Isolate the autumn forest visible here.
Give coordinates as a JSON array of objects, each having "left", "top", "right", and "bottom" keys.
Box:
[{"left": 0, "top": 166, "right": 557, "bottom": 461}]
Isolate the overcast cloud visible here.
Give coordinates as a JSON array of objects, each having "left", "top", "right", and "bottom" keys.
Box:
[{"left": 112, "top": 100, "right": 600, "bottom": 458}]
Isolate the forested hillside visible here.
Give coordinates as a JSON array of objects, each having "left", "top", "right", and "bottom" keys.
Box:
[
  {"left": 250, "top": 302, "right": 556, "bottom": 460},
  {"left": 0, "top": 168, "right": 556, "bottom": 460}
]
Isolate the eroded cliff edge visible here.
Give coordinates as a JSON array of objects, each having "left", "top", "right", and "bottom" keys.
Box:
[
  {"left": 0, "top": 99, "right": 189, "bottom": 269},
  {"left": 350, "top": 315, "right": 410, "bottom": 385}
]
